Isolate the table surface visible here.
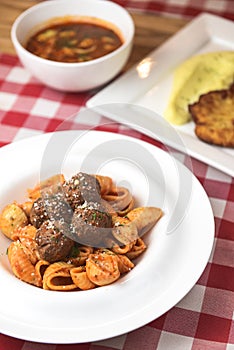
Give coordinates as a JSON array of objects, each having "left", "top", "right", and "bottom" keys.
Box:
[{"left": 0, "top": 1, "right": 233, "bottom": 350}]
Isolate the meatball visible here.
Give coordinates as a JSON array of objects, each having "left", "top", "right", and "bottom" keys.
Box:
[
  {"left": 62, "top": 172, "right": 101, "bottom": 210},
  {"left": 30, "top": 193, "right": 73, "bottom": 228},
  {"left": 30, "top": 197, "right": 48, "bottom": 228},
  {"left": 35, "top": 220, "right": 74, "bottom": 263},
  {"left": 71, "top": 202, "right": 112, "bottom": 247}
]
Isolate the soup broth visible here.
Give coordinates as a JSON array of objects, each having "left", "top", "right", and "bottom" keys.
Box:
[{"left": 25, "top": 18, "right": 123, "bottom": 63}]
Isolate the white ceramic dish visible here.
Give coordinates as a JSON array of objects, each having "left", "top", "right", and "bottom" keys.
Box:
[
  {"left": 11, "top": 0, "right": 134, "bottom": 92},
  {"left": 0, "top": 130, "right": 214, "bottom": 343},
  {"left": 87, "top": 13, "right": 234, "bottom": 177}
]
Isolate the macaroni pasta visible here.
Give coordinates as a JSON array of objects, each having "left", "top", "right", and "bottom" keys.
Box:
[{"left": 0, "top": 172, "right": 163, "bottom": 291}]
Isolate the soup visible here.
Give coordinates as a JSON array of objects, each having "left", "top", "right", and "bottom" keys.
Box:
[{"left": 25, "top": 18, "right": 123, "bottom": 63}]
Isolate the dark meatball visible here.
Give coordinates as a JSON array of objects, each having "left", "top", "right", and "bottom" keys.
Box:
[
  {"left": 71, "top": 202, "right": 112, "bottom": 247},
  {"left": 30, "top": 197, "right": 49, "bottom": 228},
  {"left": 35, "top": 220, "right": 74, "bottom": 262},
  {"left": 30, "top": 193, "right": 73, "bottom": 228},
  {"left": 62, "top": 172, "right": 101, "bottom": 210}
]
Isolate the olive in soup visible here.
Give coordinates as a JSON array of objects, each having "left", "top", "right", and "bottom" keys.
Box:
[{"left": 25, "top": 18, "right": 123, "bottom": 63}]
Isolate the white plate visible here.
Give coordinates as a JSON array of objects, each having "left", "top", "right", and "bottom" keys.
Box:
[
  {"left": 0, "top": 130, "right": 214, "bottom": 343},
  {"left": 87, "top": 13, "right": 234, "bottom": 177}
]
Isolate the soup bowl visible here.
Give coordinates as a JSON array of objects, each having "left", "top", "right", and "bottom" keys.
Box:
[{"left": 11, "top": 0, "right": 135, "bottom": 92}]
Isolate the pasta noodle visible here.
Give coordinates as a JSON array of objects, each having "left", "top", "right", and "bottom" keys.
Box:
[
  {"left": 126, "top": 207, "right": 163, "bottom": 236},
  {"left": 111, "top": 242, "right": 134, "bottom": 255},
  {"left": 19, "top": 201, "right": 33, "bottom": 217},
  {"left": 43, "top": 262, "right": 77, "bottom": 291},
  {"left": 86, "top": 251, "right": 120, "bottom": 286},
  {"left": 11, "top": 225, "right": 38, "bottom": 264},
  {"left": 67, "top": 246, "right": 93, "bottom": 266},
  {"left": 35, "top": 260, "right": 50, "bottom": 280},
  {"left": 28, "top": 174, "right": 65, "bottom": 200},
  {"left": 70, "top": 266, "right": 95, "bottom": 290},
  {"left": 126, "top": 238, "right": 147, "bottom": 260},
  {"left": 117, "top": 198, "right": 134, "bottom": 217},
  {"left": 116, "top": 254, "right": 134, "bottom": 274},
  {"left": 0, "top": 171, "right": 163, "bottom": 291},
  {"left": 94, "top": 175, "right": 113, "bottom": 195},
  {"left": 103, "top": 187, "right": 133, "bottom": 214},
  {"left": 8, "top": 241, "right": 42, "bottom": 287},
  {"left": 112, "top": 216, "right": 138, "bottom": 245}
]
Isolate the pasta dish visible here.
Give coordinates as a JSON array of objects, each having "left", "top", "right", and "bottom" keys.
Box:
[{"left": 0, "top": 172, "right": 162, "bottom": 291}]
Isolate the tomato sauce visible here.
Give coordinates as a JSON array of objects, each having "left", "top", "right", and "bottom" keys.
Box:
[{"left": 25, "top": 19, "right": 123, "bottom": 63}]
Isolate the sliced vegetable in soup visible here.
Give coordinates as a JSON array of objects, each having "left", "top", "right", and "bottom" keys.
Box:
[{"left": 25, "top": 19, "right": 123, "bottom": 63}]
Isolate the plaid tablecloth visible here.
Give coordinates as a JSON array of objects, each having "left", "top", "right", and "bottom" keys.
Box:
[
  {"left": 116, "top": 0, "right": 234, "bottom": 20},
  {"left": 0, "top": 52, "right": 234, "bottom": 350},
  {"left": 0, "top": 1, "right": 234, "bottom": 348}
]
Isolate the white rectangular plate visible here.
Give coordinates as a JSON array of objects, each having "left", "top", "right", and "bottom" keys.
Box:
[{"left": 87, "top": 13, "right": 234, "bottom": 177}]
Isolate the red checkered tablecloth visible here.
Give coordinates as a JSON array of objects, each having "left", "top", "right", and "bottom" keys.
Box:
[
  {"left": 0, "top": 51, "right": 234, "bottom": 350},
  {"left": 0, "top": 1, "right": 234, "bottom": 348},
  {"left": 117, "top": 0, "right": 234, "bottom": 20}
]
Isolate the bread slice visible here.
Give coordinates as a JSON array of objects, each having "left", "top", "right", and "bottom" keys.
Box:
[{"left": 188, "top": 84, "right": 234, "bottom": 147}]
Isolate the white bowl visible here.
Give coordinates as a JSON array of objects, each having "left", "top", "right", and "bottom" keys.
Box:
[{"left": 11, "top": 0, "right": 135, "bottom": 92}]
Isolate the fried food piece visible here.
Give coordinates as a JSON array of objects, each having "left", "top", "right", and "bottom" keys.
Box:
[
  {"left": 0, "top": 203, "right": 28, "bottom": 239},
  {"left": 189, "top": 84, "right": 234, "bottom": 147}
]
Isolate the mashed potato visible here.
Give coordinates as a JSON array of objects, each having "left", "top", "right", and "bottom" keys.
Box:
[{"left": 164, "top": 51, "right": 234, "bottom": 125}]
